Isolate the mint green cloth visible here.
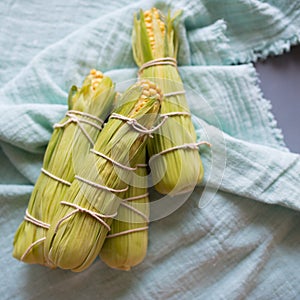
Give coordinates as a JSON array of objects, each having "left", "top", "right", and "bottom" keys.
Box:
[{"left": 1, "top": 1, "right": 300, "bottom": 299}]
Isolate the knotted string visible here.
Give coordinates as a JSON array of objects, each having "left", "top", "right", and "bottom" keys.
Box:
[
  {"left": 109, "top": 113, "right": 168, "bottom": 137},
  {"left": 54, "top": 110, "right": 103, "bottom": 146},
  {"left": 54, "top": 201, "right": 118, "bottom": 232},
  {"left": 41, "top": 109, "right": 104, "bottom": 188}
]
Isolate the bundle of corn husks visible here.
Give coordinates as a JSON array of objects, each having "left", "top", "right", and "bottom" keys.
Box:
[
  {"left": 99, "top": 80, "right": 166, "bottom": 271},
  {"left": 44, "top": 79, "right": 162, "bottom": 272},
  {"left": 13, "top": 70, "right": 115, "bottom": 267},
  {"left": 132, "top": 8, "right": 205, "bottom": 195},
  {"left": 99, "top": 148, "right": 149, "bottom": 271}
]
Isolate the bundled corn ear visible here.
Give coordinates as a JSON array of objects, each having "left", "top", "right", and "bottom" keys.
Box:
[
  {"left": 44, "top": 79, "right": 162, "bottom": 272},
  {"left": 100, "top": 148, "right": 149, "bottom": 271},
  {"left": 13, "top": 69, "right": 115, "bottom": 267},
  {"left": 132, "top": 8, "right": 205, "bottom": 195}
]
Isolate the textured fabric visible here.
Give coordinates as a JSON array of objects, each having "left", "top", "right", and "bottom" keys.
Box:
[{"left": 1, "top": 0, "right": 300, "bottom": 299}]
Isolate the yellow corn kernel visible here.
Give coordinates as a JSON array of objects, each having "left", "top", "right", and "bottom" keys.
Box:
[{"left": 90, "top": 69, "right": 97, "bottom": 75}]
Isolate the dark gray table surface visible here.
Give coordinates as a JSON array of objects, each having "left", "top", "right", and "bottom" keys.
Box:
[{"left": 255, "top": 45, "right": 300, "bottom": 154}]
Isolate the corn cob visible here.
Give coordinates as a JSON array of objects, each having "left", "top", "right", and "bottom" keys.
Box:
[
  {"left": 44, "top": 80, "right": 162, "bottom": 272},
  {"left": 132, "top": 8, "right": 204, "bottom": 195},
  {"left": 13, "top": 70, "right": 115, "bottom": 267},
  {"left": 99, "top": 148, "right": 149, "bottom": 271}
]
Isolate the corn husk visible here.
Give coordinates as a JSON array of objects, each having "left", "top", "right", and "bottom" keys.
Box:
[
  {"left": 99, "top": 148, "right": 149, "bottom": 271},
  {"left": 13, "top": 70, "right": 116, "bottom": 267},
  {"left": 44, "top": 80, "right": 162, "bottom": 272},
  {"left": 132, "top": 8, "right": 204, "bottom": 195}
]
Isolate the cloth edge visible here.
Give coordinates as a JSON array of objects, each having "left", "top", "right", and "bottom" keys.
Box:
[
  {"left": 231, "top": 32, "right": 300, "bottom": 64},
  {"left": 248, "top": 64, "right": 288, "bottom": 151}
]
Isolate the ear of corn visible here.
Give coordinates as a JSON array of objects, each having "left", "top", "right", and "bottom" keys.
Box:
[
  {"left": 132, "top": 8, "right": 204, "bottom": 195},
  {"left": 44, "top": 80, "right": 162, "bottom": 272},
  {"left": 99, "top": 149, "right": 149, "bottom": 271},
  {"left": 13, "top": 70, "right": 115, "bottom": 267}
]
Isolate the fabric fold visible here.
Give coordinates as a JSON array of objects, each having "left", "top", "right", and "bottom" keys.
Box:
[
  {"left": 194, "top": 120, "right": 300, "bottom": 212},
  {"left": 184, "top": 0, "right": 300, "bottom": 64},
  {"left": 187, "top": 19, "right": 231, "bottom": 65},
  {"left": 0, "top": 104, "right": 66, "bottom": 152}
]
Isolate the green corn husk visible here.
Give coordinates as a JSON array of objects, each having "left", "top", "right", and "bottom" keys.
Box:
[
  {"left": 99, "top": 148, "right": 149, "bottom": 271},
  {"left": 44, "top": 79, "right": 162, "bottom": 272},
  {"left": 13, "top": 69, "right": 116, "bottom": 267},
  {"left": 132, "top": 8, "right": 205, "bottom": 195}
]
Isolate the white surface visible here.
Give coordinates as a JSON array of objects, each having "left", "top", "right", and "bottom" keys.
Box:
[{"left": 255, "top": 45, "right": 300, "bottom": 154}]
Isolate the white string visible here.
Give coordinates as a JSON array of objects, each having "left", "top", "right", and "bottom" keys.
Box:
[
  {"left": 90, "top": 149, "right": 137, "bottom": 171},
  {"left": 106, "top": 226, "right": 149, "bottom": 239},
  {"left": 106, "top": 192, "right": 149, "bottom": 238},
  {"left": 75, "top": 175, "right": 128, "bottom": 193},
  {"left": 110, "top": 113, "right": 168, "bottom": 136},
  {"left": 24, "top": 209, "right": 50, "bottom": 229},
  {"left": 91, "top": 149, "right": 149, "bottom": 171},
  {"left": 68, "top": 110, "right": 104, "bottom": 124},
  {"left": 164, "top": 91, "right": 186, "bottom": 97},
  {"left": 149, "top": 141, "right": 212, "bottom": 163},
  {"left": 121, "top": 192, "right": 149, "bottom": 221},
  {"left": 66, "top": 112, "right": 103, "bottom": 131},
  {"left": 111, "top": 111, "right": 191, "bottom": 138},
  {"left": 160, "top": 112, "right": 191, "bottom": 118},
  {"left": 21, "top": 211, "right": 50, "bottom": 261},
  {"left": 122, "top": 193, "right": 149, "bottom": 202},
  {"left": 41, "top": 168, "right": 72, "bottom": 186},
  {"left": 136, "top": 163, "right": 148, "bottom": 168},
  {"left": 54, "top": 201, "right": 117, "bottom": 232},
  {"left": 54, "top": 110, "right": 103, "bottom": 146},
  {"left": 138, "top": 57, "right": 177, "bottom": 76},
  {"left": 120, "top": 202, "right": 149, "bottom": 222},
  {"left": 20, "top": 237, "right": 46, "bottom": 261},
  {"left": 54, "top": 116, "right": 94, "bottom": 146}
]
